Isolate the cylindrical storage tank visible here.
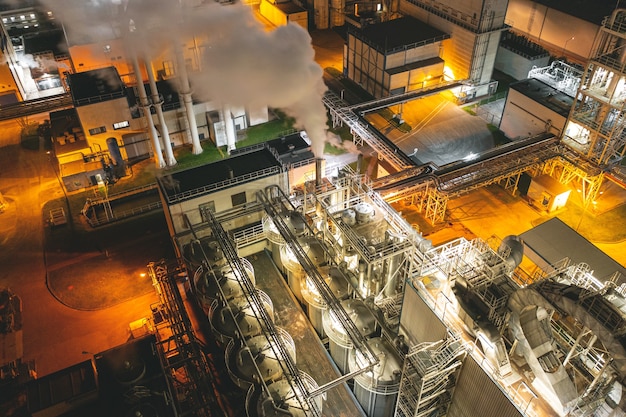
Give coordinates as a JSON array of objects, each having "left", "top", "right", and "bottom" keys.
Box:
[
  {"left": 354, "top": 202, "right": 375, "bottom": 224},
  {"left": 106, "top": 137, "right": 124, "bottom": 167},
  {"left": 347, "top": 337, "right": 402, "bottom": 417},
  {"left": 322, "top": 298, "right": 377, "bottom": 374},
  {"left": 263, "top": 215, "right": 286, "bottom": 272},
  {"left": 193, "top": 260, "right": 255, "bottom": 308},
  {"left": 301, "top": 266, "right": 350, "bottom": 338},
  {"left": 183, "top": 237, "right": 225, "bottom": 271},
  {"left": 280, "top": 244, "right": 307, "bottom": 304},
  {"left": 225, "top": 330, "right": 295, "bottom": 390},
  {"left": 265, "top": 211, "right": 307, "bottom": 272},
  {"left": 285, "top": 236, "right": 327, "bottom": 304},
  {"left": 209, "top": 292, "right": 274, "bottom": 345},
  {"left": 341, "top": 208, "right": 356, "bottom": 226},
  {"left": 250, "top": 371, "right": 323, "bottom": 417},
  {"left": 499, "top": 235, "right": 524, "bottom": 271}
]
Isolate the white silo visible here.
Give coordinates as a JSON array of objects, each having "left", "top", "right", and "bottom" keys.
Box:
[
  {"left": 322, "top": 298, "right": 378, "bottom": 373},
  {"left": 347, "top": 336, "right": 402, "bottom": 417},
  {"left": 301, "top": 266, "right": 350, "bottom": 338}
]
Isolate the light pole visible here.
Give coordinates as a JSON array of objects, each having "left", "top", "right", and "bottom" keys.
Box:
[{"left": 562, "top": 36, "right": 575, "bottom": 58}]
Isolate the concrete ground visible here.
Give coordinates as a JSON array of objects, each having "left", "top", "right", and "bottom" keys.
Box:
[{"left": 0, "top": 131, "right": 168, "bottom": 377}]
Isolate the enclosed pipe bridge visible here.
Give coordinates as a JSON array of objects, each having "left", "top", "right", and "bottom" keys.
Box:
[
  {"left": 255, "top": 186, "right": 381, "bottom": 399},
  {"left": 373, "top": 132, "right": 561, "bottom": 223}
]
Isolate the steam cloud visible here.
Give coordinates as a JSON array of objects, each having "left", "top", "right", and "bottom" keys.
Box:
[{"left": 38, "top": 0, "right": 329, "bottom": 156}]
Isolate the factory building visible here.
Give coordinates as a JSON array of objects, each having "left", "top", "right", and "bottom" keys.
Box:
[
  {"left": 564, "top": 8, "right": 626, "bottom": 170},
  {"left": 500, "top": 77, "right": 572, "bottom": 140},
  {"left": 504, "top": 0, "right": 610, "bottom": 64},
  {"left": 344, "top": 16, "right": 449, "bottom": 98},
  {"left": 395, "top": 0, "right": 509, "bottom": 98},
  {"left": 0, "top": 4, "right": 68, "bottom": 102},
  {"left": 151, "top": 129, "right": 626, "bottom": 416},
  {"left": 494, "top": 30, "right": 550, "bottom": 81}
]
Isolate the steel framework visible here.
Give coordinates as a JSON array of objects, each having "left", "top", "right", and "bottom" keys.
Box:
[
  {"left": 395, "top": 334, "right": 466, "bottom": 417},
  {"left": 147, "top": 260, "right": 225, "bottom": 417},
  {"left": 566, "top": 9, "right": 626, "bottom": 167}
]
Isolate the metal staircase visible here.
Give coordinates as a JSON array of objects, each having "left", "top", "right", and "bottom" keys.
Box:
[{"left": 395, "top": 334, "right": 466, "bottom": 417}]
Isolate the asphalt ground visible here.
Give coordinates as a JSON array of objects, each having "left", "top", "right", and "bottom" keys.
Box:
[{"left": 44, "top": 210, "right": 174, "bottom": 310}]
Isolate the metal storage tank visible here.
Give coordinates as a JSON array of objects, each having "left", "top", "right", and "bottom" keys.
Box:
[
  {"left": 263, "top": 211, "right": 305, "bottom": 272},
  {"left": 209, "top": 292, "right": 274, "bottom": 345},
  {"left": 248, "top": 371, "right": 323, "bottom": 417},
  {"left": 280, "top": 236, "right": 326, "bottom": 304},
  {"left": 301, "top": 266, "right": 350, "bottom": 338},
  {"left": 106, "top": 137, "right": 125, "bottom": 168},
  {"left": 322, "top": 298, "right": 377, "bottom": 373},
  {"left": 183, "top": 237, "right": 225, "bottom": 271},
  {"left": 193, "top": 260, "right": 256, "bottom": 308},
  {"left": 225, "top": 328, "right": 296, "bottom": 390},
  {"left": 347, "top": 336, "right": 402, "bottom": 417}
]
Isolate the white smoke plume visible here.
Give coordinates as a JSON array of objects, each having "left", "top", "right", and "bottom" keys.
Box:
[{"left": 38, "top": 0, "right": 329, "bottom": 156}]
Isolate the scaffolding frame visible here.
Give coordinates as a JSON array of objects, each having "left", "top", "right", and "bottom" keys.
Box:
[
  {"left": 542, "top": 154, "right": 605, "bottom": 207},
  {"left": 565, "top": 11, "right": 626, "bottom": 167},
  {"left": 395, "top": 334, "right": 466, "bottom": 417},
  {"left": 147, "top": 260, "right": 225, "bottom": 417}
]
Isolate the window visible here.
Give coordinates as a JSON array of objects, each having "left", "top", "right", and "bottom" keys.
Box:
[
  {"left": 88, "top": 126, "right": 106, "bottom": 135},
  {"left": 199, "top": 201, "right": 215, "bottom": 222},
  {"left": 162, "top": 60, "right": 174, "bottom": 77},
  {"left": 113, "top": 120, "right": 129, "bottom": 130},
  {"left": 231, "top": 192, "right": 246, "bottom": 207}
]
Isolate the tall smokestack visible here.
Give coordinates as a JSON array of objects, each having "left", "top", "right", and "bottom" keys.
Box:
[
  {"left": 146, "top": 55, "right": 176, "bottom": 166},
  {"left": 130, "top": 51, "right": 165, "bottom": 168},
  {"left": 315, "top": 158, "right": 324, "bottom": 187},
  {"left": 175, "top": 39, "right": 202, "bottom": 155}
]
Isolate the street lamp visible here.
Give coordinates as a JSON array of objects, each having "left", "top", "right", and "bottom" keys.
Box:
[{"left": 562, "top": 36, "right": 575, "bottom": 58}]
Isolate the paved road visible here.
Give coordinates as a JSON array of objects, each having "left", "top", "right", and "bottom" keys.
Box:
[{"left": 0, "top": 139, "right": 159, "bottom": 377}]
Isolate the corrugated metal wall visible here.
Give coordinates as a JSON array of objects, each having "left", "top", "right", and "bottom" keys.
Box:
[
  {"left": 399, "top": 281, "right": 447, "bottom": 345},
  {"left": 448, "top": 356, "right": 523, "bottom": 417}
]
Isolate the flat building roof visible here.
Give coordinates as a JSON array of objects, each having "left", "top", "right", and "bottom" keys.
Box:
[
  {"left": 158, "top": 147, "right": 283, "bottom": 203},
  {"left": 520, "top": 217, "right": 626, "bottom": 284},
  {"left": 352, "top": 16, "right": 449, "bottom": 53},
  {"left": 509, "top": 78, "right": 573, "bottom": 118}
]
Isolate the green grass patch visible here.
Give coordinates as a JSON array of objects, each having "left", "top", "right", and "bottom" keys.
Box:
[
  {"left": 170, "top": 140, "right": 225, "bottom": 170},
  {"left": 236, "top": 118, "right": 296, "bottom": 148},
  {"left": 462, "top": 106, "right": 477, "bottom": 116},
  {"left": 324, "top": 141, "right": 344, "bottom": 155}
]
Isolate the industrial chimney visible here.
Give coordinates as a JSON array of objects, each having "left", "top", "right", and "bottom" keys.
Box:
[{"left": 315, "top": 158, "right": 324, "bottom": 187}]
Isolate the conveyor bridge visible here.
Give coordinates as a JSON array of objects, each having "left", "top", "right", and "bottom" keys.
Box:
[
  {"left": 323, "top": 82, "right": 464, "bottom": 173},
  {"left": 323, "top": 91, "right": 415, "bottom": 172},
  {"left": 346, "top": 80, "right": 464, "bottom": 115},
  {"left": 0, "top": 93, "right": 73, "bottom": 121},
  {"left": 373, "top": 133, "right": 561, "bottom": 223}
]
